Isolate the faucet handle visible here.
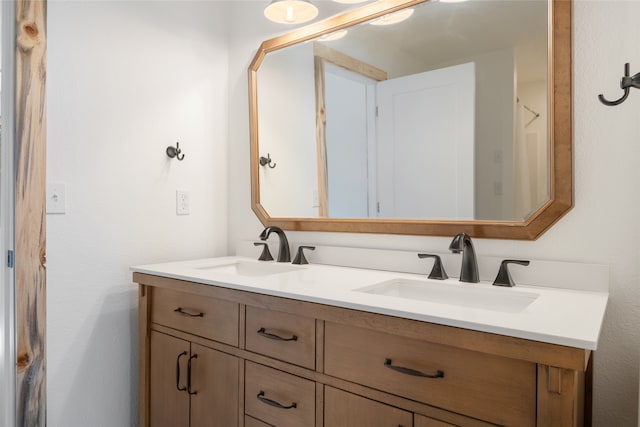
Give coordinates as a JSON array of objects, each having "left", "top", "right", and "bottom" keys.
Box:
[
  {"left": 253, "top": 242, "right": 274, "bottom": 261},
  {"left": 292, "top": 246, "right": 315, "bottom": 265},
  {"left": 492, "top": 259, "right": 530, "bottom": 287},
  {"left": 417, "top": 254, "right": 449, "bottom": 280}
]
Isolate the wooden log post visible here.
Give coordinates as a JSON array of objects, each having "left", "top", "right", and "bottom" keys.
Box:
[{"left": 15, "top": 0, "right": 47, "bottom": 425}]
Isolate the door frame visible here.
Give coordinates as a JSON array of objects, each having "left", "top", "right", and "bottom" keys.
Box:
[{"left": 14, "top": 0, "right": 47, "bottom": 425}]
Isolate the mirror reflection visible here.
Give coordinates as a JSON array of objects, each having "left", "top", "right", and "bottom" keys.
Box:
[{"left": 257, "top": 0, "right": 549, "bottom": 221}]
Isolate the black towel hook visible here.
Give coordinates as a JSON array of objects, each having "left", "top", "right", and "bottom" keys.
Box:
[
  {"left": 166, "top": 142, "right": 185, "bottom": 161},
  {"left": 598, "top": 63, "right": 640, "bottom": 106},
  {"left": 259, "top": 153, "right": 276, "bottom": 169}
]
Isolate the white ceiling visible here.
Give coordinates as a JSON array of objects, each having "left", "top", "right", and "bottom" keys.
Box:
[{"left": 319, "top": 0, "right": 549, "bottom": 83}]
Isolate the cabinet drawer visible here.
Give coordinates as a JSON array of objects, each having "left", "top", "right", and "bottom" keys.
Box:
[
  {"left": 245, "top": 362, "right": 315, "bottom": 427},
  {"left": 245, "top": 415, "right": 272, "bottom": 427},
  {"left": 151, "top": 287, "right": 239, "bottom": 346},
  {"left": 245, "top": 305, "right": 315, "bottom": 369},
  {"left": 415, "top": 414, "right": 459, "bottom": 427},
  {"left": 324, "top": 322, "right": 536, "bottom": 426},
  {"left": 324, "top": 386, "right": 412, "bottom": 427}
]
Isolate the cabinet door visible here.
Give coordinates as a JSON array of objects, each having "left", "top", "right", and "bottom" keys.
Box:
[
  {"left": 149, "top": 331, "right": 190, "bottom": 427},
  {"left": 190, "top": 343, "right": 239, "bottom": 427},
  {"left": 324, "top": 386, "right": 413, "bottom": 427}
]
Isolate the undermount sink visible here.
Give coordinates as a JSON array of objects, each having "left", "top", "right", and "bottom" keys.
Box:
[
  {"left": 355, "top": 279, "right": 538, "bottom": 313},
  {"left": 195, "top": 261, "right": 302, "bottom": 277}
]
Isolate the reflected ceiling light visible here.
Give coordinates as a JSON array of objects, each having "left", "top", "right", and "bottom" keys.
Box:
[
  {"left": 264, "top": 0, "right": 319, "bottom": 24},
  {"left": 369, "top": 8, "right": 414, "bottom": 26},
  {"left": 333, "top": 0, "right": 369, "bottom": 3},
  {"left": 318, "top": 29, "right": 348, "bottom": 42},
  {"left": 440, "top": 0, "right": 469, "bottom": 3}
]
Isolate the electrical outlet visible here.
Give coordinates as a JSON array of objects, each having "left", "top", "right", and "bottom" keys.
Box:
[
  {"left": 47, "top": 183, "right": 67, "bottom": 214},
  {"left": 176, "top": 190, "right": 190, "bottom": 215}
]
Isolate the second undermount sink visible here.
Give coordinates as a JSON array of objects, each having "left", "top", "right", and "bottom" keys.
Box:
[
  {"left": 195, "top": 261, "right": 302, "bottom": 277},
  {"left": 355, "top": 279, "right": 539, "bottom": 313}
]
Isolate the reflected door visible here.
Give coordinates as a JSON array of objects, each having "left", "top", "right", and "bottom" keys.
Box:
[
  {"left": 375, "top": 62, "right": 475, "bottom": 219},
  {"left": 324, "top": 63, "right": 376, "bottom": 218}
]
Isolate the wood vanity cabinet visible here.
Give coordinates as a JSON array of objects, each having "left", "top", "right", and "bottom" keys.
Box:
[
  {"left": 145, "top": 287, "right": 240, "bottom": 427},
  {"left": 136, "top": 273, "right": 591, "bottom": 427},
  {"left": 149, "top": 331, "right": 239, "bottom": 427}
]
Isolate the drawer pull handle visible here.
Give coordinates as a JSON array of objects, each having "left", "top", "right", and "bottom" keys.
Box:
[
  {"left": 175, "top": 351, "right": 188, "bottom": 392},
  {"left": 187, "top": 354, "right": 198, "bottom": 395},
  {"left": 174, "top": 307, "right": 204, "bottom": 318},
  {"left": 257, "top": 391, "right": 297, "bottom": 409},
  {"left": 384, "top": 358, "right": 444, "bottom": 379},
  {"left": 257, "top": 327, "right": 298, "bottom": 342}
]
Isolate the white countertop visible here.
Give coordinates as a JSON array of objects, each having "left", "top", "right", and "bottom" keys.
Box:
[{"left": 131, "top": 256, "right": 608, "bottom": 350}]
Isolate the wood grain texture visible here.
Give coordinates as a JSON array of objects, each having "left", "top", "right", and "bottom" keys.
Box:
[
  {"left": 244, "top": 362, "right": 315, "bottom": 427},
  {"left": 239, "top": 359, "right": 246, "bottom": 427},
  {"left": 15, "top": 0, "right": 47, "bottom": 425},
  {"left": 245, "top": 305, "right": 316, "bottom": 369},
  {"left": 324, "top": 386, "right": 413, "bottom": 427},
  {"left": 139, "top": 276, "right": 589, "bottom": 425},
  {"left": 315, "top": 382, "right": 324, "bottom": 427},
  {"left": 245, "top": 415, "right": 272, "bottom": 427},
  {"left": 313, "top": 43, "right": 388, "bottom": 82},
  {"left": 414, "top": 413, "right": 459, "bottom": 427},
  {"left": 314, "top": 56, "right": 329, "bottom": 217},
  {"left": 139, "top": 286, "right": 151, "bottom": 427},
  {"left": 149, "top": 332, "right": 190, "bottom": 427},
  {"left": 151, "top": 286, "right": 239, "bottom": 346},
  {"left": 248, "top": 0, "right": 572, "bottom": 240},
  {"left": 537, "top": 364, "right": 584, "bottom": 427},
  {"left": 324, "top": 322, "right": 536, "bottom": 426},
  {"left": 190, "top": 344, "right": 239, "bottom": 427}
]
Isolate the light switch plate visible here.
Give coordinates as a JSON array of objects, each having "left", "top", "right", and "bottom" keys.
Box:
[{"left": 47, "top": 183, "right": 66, "bottom": 214}]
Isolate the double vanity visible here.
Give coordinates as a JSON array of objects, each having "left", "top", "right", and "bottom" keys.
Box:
[
  {"left": 132, "top": 245, "right": 607, "bottom": 427},
  {"left": 133, "top": 0, "right": 597, "bottom": 425}
]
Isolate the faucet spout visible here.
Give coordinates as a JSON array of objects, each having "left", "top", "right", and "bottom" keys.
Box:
[
  {"left": 449, "top": 232, "right": 479, "bottom": 283},
  {"left": 259, "top": 226, "right": 291, "bottom": 263}
]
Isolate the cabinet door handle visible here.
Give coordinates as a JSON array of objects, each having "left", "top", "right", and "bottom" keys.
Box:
[
  {"left": 176, "top": 351, "right": 188, "bottom": 392},
  {"left": 257, "top": 327, "right": 298, "bottom": 342},
  {"left": 174, "top": 307, "right": 204, "bottom": 318},
  {"left": 384, "top": 358, "right": 444, "bottom": 379},
  {"left": 256, "top": 391, "right": 297, "bottom": 409},
  {"left": 187, "top": 354, "right": 198, "bottom": 395}
]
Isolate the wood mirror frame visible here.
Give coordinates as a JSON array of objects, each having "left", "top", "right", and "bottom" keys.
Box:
[{"left": 249, "top": 0, "right": 572, "bottom": 240}]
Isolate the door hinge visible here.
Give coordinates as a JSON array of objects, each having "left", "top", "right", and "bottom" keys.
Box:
[
  {"left": 7, "top": 250, "right": 14, "bottom": 268},
  {"left": 377, "top": 202, "right": 381, "bottom": 214},
  {"left": 376, "top": 106, "right": 379, "bottom": 117}
]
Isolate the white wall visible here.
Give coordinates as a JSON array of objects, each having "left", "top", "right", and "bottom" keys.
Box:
[
  {"left": 47, "top": 2, "right": 229, "bottom": 426},
  {"left": 258, "top": 43, "right": 318, "bottom": 218},
  {"left": 228, "top": 1, "right": 640, "bottom": 425},
  {"left": 472, "top": 49, "right": 517, "bottom": 220}
]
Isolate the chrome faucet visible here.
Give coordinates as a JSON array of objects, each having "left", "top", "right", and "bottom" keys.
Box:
[
  {"left": 259, "top": 226, "right": 291, "bottom": 262},
  {"left": 449, "top": 233, "right": 479, "bottom": 283}
]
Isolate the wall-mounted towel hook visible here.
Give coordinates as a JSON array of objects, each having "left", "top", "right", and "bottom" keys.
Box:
[
  {"left": 259, "top": 153, "right": 276, "bottom": 169},
  {"left": 598, "top": 63, "right": 640, "bottom": 106},
  {"left": 166, "top": 142, "right": 185, "bottom": 161}
]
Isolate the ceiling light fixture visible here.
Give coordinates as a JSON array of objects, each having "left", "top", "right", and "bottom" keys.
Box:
[
  {"left": 370, "top": 8, "right": 415, "bottom": 26},
  {"left": 264, "top": 0, "right": 319, "bottom": 24}
]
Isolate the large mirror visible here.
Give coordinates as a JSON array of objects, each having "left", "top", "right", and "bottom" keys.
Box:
[{"left": 249, "top": 0, "right": 572, "bottom": 240}]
